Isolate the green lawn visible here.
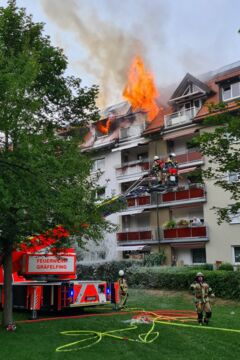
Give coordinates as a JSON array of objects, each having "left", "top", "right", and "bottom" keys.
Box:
[{"left": 1, "top": 289, "right": 240, "bottom": 360}]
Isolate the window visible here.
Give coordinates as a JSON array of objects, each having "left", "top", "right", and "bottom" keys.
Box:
[
  {"left": 222, "top": 81, "right": 240, "bottom": 101},
  {"left": 92, "top": 158, "right": 105, "bottom": 172},
  {"left": 229, "top": 211, "right": 240, "bottom": 224},
  {"left": 233, "top": 247, "right": 240, "bottom": 263},
  {"left": 192, "top": 248, "right": 206, "bottom": 264}
]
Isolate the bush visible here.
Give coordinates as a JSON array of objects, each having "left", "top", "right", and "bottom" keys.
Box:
[
  {"left": 77, "top": 261, "right": 240, "bottom": 300},
  {"left": 163, "top": 219, "right": 176, "bottom": 229},
  {"left": 143, "top": 251, "right": 166, "bottom": 266},
  {"left": 77, "top": 259, "right": 142, "bottom": 282},
  {"left": 218, "top": 263, "right": 234, "bottom": 271}
]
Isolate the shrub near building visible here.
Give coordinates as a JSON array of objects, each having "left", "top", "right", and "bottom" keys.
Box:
[{"left": 77, "top": 262, "right": 240, "bottom": 300}]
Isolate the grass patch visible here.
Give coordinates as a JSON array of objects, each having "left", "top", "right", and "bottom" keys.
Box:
[{"left": 1, "top": 289, "right": 240, "bottom": 360}]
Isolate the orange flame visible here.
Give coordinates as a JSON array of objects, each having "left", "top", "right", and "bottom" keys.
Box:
[
  {"left": 122, "top": 56, "right": 159, "bottom": 121},
  {"left": 97, "top": 118, "right": 111, "bottom": 134}
]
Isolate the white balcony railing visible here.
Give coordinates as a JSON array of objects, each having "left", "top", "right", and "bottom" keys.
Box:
[
  {"left": 116, "top": 160, "right": 150, "bottom": 178},
  {"left": 164, "top": 106, "right": 199, "bottom": 128}
]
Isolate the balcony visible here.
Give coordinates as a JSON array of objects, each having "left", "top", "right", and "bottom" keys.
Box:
[
  {"left": 120, "top": 184, "right": 205, "bottom": 212},
  {"left": 117, "top": 225, "right": 208, "bottom": 246},
  {"left": 164, "top": 106, "right": 199, "bottom": 128},
  {"left": 160, "top": 184, "right": 206, "bottom": 207},
  {"left": 116, "top": 160, "right": 150, "bottom": 180},
  {"left": 176, "top": 150, "right": 203, "bottom": 167},
  {"left": 117, "top": 228, "right": 157, "bottom": 245},
  {"left": 161, "top": 226, "right": 208, "bottom": 243}
]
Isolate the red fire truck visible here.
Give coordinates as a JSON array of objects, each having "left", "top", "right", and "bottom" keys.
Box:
[{"left": 0, "top": 245, "right": 119, "bottom": 319}]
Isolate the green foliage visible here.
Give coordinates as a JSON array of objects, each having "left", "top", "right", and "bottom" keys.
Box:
[
  {"left": 0, "top": 0, "right": 111, "bottom": 253},
  {"left": 0, "top": 0, "right": 111, "bottom": 326},
  {"left": 77, "top": 262, "right": 240, "bottom": 299},
  {"left": 218, "top": 262, "right": 234, "bottom": 271},
  {"left": 206, "top": 101, "right": 227, "bottom": 113},
  {"left": 126, "top": 267, "right": 240, "bottom": 299},
  {"left": 187, "top": 168, "right": 203, "bottom": 184},
  {"left": 143, "top": 251, "right": 166, "bottom": 266},
  {"left": 190, "top": 111, "right": 240, "bottom": 224},
  {"left": 163, "top": 219, "right": 176, "bottom": 229},
  {"left": 77, "top": 259, "right": 141, "bottom": 282}
]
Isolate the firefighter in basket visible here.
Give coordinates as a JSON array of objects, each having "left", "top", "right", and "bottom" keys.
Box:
[
  {"left": 190, "top": 272, "right": 215, "bottom": 325},
  {"left": 163, "top": 153, "right": 178, "bottom": 186},
  {"left": 118, "top": 270, "right": 128, "bottom": 309},
  {"left": 151, "top": 156, "right": 164, "bottom": 183}
]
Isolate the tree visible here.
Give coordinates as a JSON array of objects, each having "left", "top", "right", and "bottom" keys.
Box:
[
  {"left": 0, "top": 0, "right": 114, "bottom": 327},
  {"left": 193, "top": 109, "right": 240, "bottom": 224}
]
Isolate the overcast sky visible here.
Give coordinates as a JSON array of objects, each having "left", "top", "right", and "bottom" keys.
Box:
[{"left": 1, "top": 0, "right": 240, "bottom": 107}]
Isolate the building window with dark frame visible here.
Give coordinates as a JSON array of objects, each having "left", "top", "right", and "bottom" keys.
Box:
[
  {"left": 192, "top": 248, "right": 206, "bottom": 264},
  {"left": 233, "top": 247, "right": 240, "bottom": 263}
]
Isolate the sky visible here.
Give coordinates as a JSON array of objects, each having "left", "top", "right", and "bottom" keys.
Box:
[{"left": 1, "top": 0, "right": 240, "bottom": 108}]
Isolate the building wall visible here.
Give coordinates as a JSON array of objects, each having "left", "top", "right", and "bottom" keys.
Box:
[
  {"left": 204, "top": 179, "right": 240, "bottom": 264},
  {"left": 201, "top": 126, "right": 240, "bottom": 264}
]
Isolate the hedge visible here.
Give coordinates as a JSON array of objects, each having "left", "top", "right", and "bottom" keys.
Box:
[
  {"left": 77, "top": 260, "right": 142, "bottom": 283},
  {"left": 126, "top": 267, "right": 240, "bottom": 300},
  {"left": 77, "top": 262, "right": 240, "bottom": 300}
]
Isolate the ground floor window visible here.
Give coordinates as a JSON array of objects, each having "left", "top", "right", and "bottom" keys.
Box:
[
  {"left": 233, "top": 247, "right": 240, "bottom": 263},
  {"left": 192, "top": 248, "right": 206, "bottom": 264}
]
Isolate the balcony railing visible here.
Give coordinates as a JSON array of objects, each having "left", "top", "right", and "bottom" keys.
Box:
[
  {"left": 116, "top": 160, "right": 150, "bottom": 178},
  {"left": 176, "top": 150, "right": 203, "bottom": 166},
  {"left": 117, "top": 229, "right": 154, "bottom": 242},
  {"left": 121, "top": 184, "right": 205, "bottom": 211},
  {"left": 126, "top": 194, "right": 152, "bottom": 208},
  {"left": 117, "top": 225, "right": 208, "bottom": 245},
  {"left": 162, "top": 226, "right": 208, "bottom": 241},
  {"left": 164, "top": 106, "right": 199, "bottom": 128},
  {"left": 116, "top": 151, "right": 203, "bottom": 180},
  {"left": 161, "top": 184, "right": 206, "bottom": 204}
]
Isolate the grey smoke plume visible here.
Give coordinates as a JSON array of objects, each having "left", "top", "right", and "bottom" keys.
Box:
[{"left": 40, "top": 0, "right": 147, "bottom": 107}]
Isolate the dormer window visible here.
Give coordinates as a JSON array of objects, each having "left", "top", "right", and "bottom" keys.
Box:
[{"left": 222, "top": 81, "right": 240, "bottom": 101}]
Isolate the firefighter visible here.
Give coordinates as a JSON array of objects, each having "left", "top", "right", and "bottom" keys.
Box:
[
  {"left": 118, "top": 270, "right": 128, "bottom": 309},
  {"left": 190, "top": 272, "right": 215, "bottom": 325},
  {"left": 151, "top": 156, "right": 165, "bottom": 184},
  {"left": 163, "top": 153, "right": 178, "bottom": 185}
]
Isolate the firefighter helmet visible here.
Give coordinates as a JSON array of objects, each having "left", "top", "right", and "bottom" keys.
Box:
[
  {"left": 119, "top": 270, "right": 124, "bottom": 277},
  {"left": 169, "top": 153, "right": 176, "bottom": 157},
  {"left": 154, "top": 155, "right": 159, "bottom": 160}
]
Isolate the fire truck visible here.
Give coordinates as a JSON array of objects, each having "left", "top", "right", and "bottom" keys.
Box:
[{"left": 0, "top": 245, "right": 119, "bottom": 319}]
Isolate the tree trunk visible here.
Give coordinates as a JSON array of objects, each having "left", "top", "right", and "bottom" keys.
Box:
[{"left": 2, "top": 242, "right": 13, "bottom": 327}]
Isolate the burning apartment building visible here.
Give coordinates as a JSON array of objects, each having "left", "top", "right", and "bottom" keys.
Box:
[{"left": 81, "top": 58, "right": 240, "bottom": 267}]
